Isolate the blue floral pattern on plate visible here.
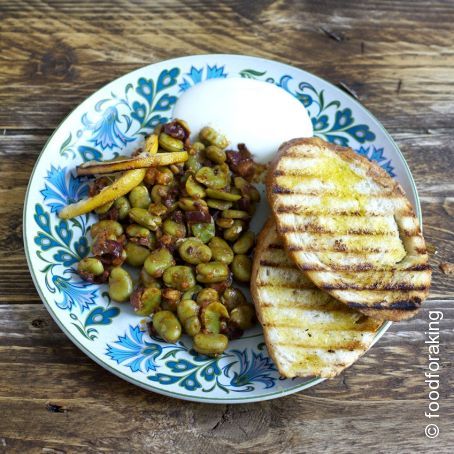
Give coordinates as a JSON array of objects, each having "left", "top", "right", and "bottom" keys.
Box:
[
  {"left": 107, "top": 325, "right": 277, "bottom": 393},
  {"left": 24, "top": 55, "right": 418, "bottom": 403}
]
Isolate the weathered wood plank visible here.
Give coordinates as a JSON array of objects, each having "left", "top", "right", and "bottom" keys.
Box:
[
  {"left": 0, "top": 303, "right": 452, "bottom": 452},
  {"left": 0, "top": 303, "right": 451, "bottom": 397},
  {"left": 1, "top": 1, "right": 454, "bottom": 129}
]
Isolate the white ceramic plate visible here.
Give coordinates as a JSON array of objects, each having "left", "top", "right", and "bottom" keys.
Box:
[{"left": 23, "top": 55, "right": 421, "bottom": 403}]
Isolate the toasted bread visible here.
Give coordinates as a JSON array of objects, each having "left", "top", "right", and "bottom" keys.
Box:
[
  {"left": 251, "top": 220, "right": 383, "bottom": 378},
  {"left": 267, "top": 138, "right": 431, "bottom": 321}
]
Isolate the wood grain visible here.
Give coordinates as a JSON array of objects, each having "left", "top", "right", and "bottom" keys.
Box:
[
  {"left": 1, "top": 0, "right": 453, "bottom": 452},
  {"left": 1, "top": 1, "right": 454, "bottom": 130},
  {"left": 0, "top": 303, "right": 452, "bottom": 452}
]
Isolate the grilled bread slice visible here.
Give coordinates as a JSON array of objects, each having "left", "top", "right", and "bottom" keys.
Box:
[
  {"left": 267, "top": 138, "right": 431, "bottom": 321},
  {"left": 251, "top": 220, "right": 382, "bottom": 378}
]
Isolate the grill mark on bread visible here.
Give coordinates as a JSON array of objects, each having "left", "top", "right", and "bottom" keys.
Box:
[
  {"left": 279, "top": 225, "right": 399, "bottom": 235},
  {"left": 272, "top": 185, "right": 291, "bottom": 194},
  {"left": 406, "top": 264, "right": 431, "bottom": 271},
  {"left": 320, "top": 283, "right": 429, "bottom": 291},
  {"left": 272, "top": 340, "right": 367, "bottom": 350},
  {"left": 262, "top": 321, "right": 378, "bottom": 331},
  {"left": 275, "top": 206, "right": 415, "bottom": 217},
  {"left": 287, "top": 245, "right": 405, "bottom": 254},
  {"left": 402, "top": 229, "right": 422, "bottom": 237},
  {"left": 274, "top": 187, "right": 398, "bottom": 198},
  {"left": 347, "top": 298, "right": 422, "bottom": 311},
  {"left": 268, "top": 243, "right": 284, "bottom": 249},
  {"left": 259, "top": 260, "right": 294, "bottom": 268},
  {"left": 257, "top": 284, "right": 318, "bottom": 291},
  {"left": 297, "top": 263, "right": 375, "bottom": 271},
  {"left": 300, "top": 262, "right": 429, "bottom": 272}
]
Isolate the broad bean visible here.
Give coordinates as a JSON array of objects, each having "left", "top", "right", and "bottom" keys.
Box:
[
  {"left": 90, "top": 220, "right": 123, "bottom": 239},
  {"left": 193, "top": 333, "right": 228, "bottom": 356},
  {"left": 108, "top": 267, "right": 133, "bottom": 302},
  {"left": 231, "top": 254, "right": 252, "bottom": 282},
  {"left": 177, "top": 299, "right": 199, "bottom": 324},
  {"left": 221, "top": 288, "right": 247, "bottom": 312},
  {"left": 191, "top": 222, "right": 215, "bottom": 244},
  {"left": 159, "top": 132, "right": 184, "bottom": 153},
  {"left": 125, "top": 242, "right": 149, "bottom": 267},
  {"left": 152, "top": 311, "right": 182, "bottom": 343},
  {"left": 208, "top": 237, "right": 234, "bottom": 264},
  {"left": 163, "top": 266, "right": 196, "bottom": 291},
  {"left": 114, "top": 196, "right": 131, "bottom": 220},
  {"left": 129, "top": 185, "right": 151, "bottom": 209},
  {"left": 163, "top": 218, "right": 186, "bottom": 238},
  {"left": 131, "top": 287, "right": 161, "bottom": 315},
  {"left": 178, "top": 238, "right": 212, "bottom": 264},
  {"left": 198, "top": 127, "right": 228, "bottom": 149},
  {"left": 144, "top": 248, "right": 175, "bottom": 277},
  {"left": 196, "top": 262, "right": 229, "bottom": 283},
  {"left": 233, "top": 231, "right": 255, "bottom": 254},
  {"left": 223, "top": 220, "right": 244, "bottom": 242},
  {"left": 230, "top": 305, "right": 255, "bottom": 330},
  {"left": 129, "top": 208, "right": 161, "bottom": 230},
  {"left": 202, "top": 301, "right": 229, "bottom": 334}
]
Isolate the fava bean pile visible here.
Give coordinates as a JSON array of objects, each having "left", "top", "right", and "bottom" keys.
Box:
[{"left": 75, "top": 120, "right": 260, "bottom": 356}]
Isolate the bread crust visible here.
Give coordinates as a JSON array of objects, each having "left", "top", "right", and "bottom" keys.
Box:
[{"left": 251, "top": 220, "right": 292, "bottom": 376}]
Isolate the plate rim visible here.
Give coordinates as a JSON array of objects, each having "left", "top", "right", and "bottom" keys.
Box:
[{"left": 23, "top": 53, "right": 417, "bottom": 403}]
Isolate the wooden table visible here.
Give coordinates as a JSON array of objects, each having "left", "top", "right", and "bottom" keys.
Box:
[{"left": 1, "top": 0, "right": 453, "bottom": 452}]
